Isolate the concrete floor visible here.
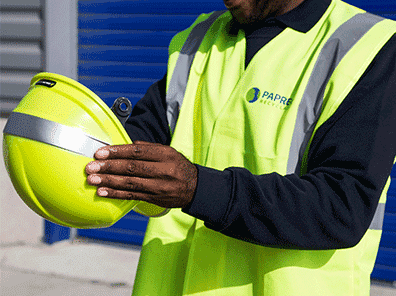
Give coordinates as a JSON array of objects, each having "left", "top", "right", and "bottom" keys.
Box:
[
  {"left": 1, "top": 267, "right": 132, "bottom": 296},
  {"left": 1, "top": 240, "right": 396, "bottom": 296},
  {"left": 0, "top": 240, "right": 138, "bottom": 296}
]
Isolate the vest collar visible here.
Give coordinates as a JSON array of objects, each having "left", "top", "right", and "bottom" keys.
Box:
[{"left": 228, "top": 0, "right": 332, "bottom": 35}]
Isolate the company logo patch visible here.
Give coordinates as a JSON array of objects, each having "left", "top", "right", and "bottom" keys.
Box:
[
  {"left": 246, "top": 87, "right": 293, "bottom": 110},
  {"left": 246, "top": 87, "right": 261, "bottom": 103}
]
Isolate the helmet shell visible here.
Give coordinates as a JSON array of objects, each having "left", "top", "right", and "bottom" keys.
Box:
[{"left": 3, "top": 72, "right": 168, "bottom": 229}]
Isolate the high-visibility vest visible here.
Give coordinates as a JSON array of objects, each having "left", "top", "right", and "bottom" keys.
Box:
[{"left": 132, "top": 0, "right": 396, "bottom": 295}]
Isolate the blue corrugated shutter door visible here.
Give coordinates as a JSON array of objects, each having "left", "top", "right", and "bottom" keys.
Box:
[
  {"left": 78, "top": 0, "right": 225, "bottom": 106},
  {"left": 75, "top": 0, "right": 396, "bottom": 281},
  {"left": 76, "top": 0, "right": 225, "bottom": 245},
  {"left": 371, "top": 165, "right": 396, "bottom": 281}
]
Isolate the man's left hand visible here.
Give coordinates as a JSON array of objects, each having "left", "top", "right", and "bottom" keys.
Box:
[{"left": 85, "top": 141, "right": 198, "bottom": 208}]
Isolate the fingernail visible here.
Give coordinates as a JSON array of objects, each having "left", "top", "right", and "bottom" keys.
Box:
[
  {"left": 86, "top": 162, "right": 100, "bottom": 173},
  {"left": 89, "top": 175, "right": 102, "bottom": 185},
  {"left": 98, "top": 188, "right": 108, "bottom": 196},
  {"left": 96, "top": 149, "right": 110, "bottom": 159}
]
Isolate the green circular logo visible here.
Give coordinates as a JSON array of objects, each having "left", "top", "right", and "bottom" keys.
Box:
[{"left": 246, "top": 87, "right": 260, "bottom": 103}]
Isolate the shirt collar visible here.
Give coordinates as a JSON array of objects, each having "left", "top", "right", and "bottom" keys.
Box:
[{"left": 229, "top": 0, "right": 332, "bottom": 35}]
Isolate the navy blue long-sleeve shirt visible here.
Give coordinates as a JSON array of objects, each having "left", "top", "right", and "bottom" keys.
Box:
[{"left": 125, "top": 0, "right": 396, "bottom": 250}]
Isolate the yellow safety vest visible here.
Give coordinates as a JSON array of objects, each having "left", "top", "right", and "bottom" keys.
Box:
[{"left": 132, "top": 0, "right": 396, "bottom": 295}]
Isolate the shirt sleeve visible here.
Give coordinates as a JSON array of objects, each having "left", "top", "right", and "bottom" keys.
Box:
[
  {"left": 182, "top": 34, "right": 396, "bottom": 250},
  {"left": 124, "top": 73, "right": 171, "bottom": 145}
]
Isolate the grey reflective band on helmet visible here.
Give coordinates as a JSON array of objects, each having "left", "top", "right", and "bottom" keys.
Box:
[
  {"left": 369, "top": 203, "right": 385, "bottom": 230},
  {"left": 3, "top": 112, "right": 110, "bottom": 158},
  {"left": 166, "top": 10, "right": 227, "bottom": 133},
  {"left": 286, "top": 13, "right": 385, "bottom": 175}
]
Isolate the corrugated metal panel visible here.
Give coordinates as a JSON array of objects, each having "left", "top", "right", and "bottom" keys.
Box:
[
  {"left": 0, "top": 71, "right": 37, "bottom": 97},
  {"left": 78, "top": 14, "right": 198, "bottom": 31},
  {"left": 79, "top": 0, "right": 226, "bottom": 15},
  {"left": 0, "top": 0, "right": 40, "bottom": 9},
  {"left": 346, "top": 0, "right": 396, "bottom": 14},
  {"left": 0, "top": 3, "right": 43, "bottom": 117},
  {"left": 1, "top": 42, "right": 42, "bottom": 69},
  {"left": 1, "top": 12, "right": 41, "bottom": 38},
  {"left": 77, "top": 0, "right": 225, "bottom": 106}
]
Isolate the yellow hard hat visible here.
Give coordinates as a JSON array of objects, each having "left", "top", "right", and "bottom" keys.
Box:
[{"left": 2, "top": 72, "right": 169, "bottom": 229}]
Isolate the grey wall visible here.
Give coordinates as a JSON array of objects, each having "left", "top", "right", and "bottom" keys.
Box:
[
  {"left": 0, "top": 0, "right": 77, "bottom": 117},
  {"left": 0, "top": 0, "right": 43, "bottom": 117}
]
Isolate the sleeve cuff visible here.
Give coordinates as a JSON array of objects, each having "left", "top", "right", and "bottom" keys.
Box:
[{"left": 182, "top": 164, "right": 233, "bottom": 227}]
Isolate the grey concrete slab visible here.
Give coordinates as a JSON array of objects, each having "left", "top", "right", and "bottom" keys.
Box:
[
  {"left": 0, "top": 267, "right": 132, "bottom": 296},
  {"left": 0, "top": 241, "right": 140, "bottom": 287},
  {"left": 371, "top": 281, "right": 396, "bottom": 296}
]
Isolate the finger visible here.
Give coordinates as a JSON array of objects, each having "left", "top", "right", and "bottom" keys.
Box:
[
  {"left": 86, "top": 159, "right": 176, "bottom": 178},
  {"left": 94, "top": 143, "right": 177, "bottom": 162},
  {"left": 96, "top": 187, "right": 178, "bottom": 208},
  {"left": 87, "top": 174, "right": 171, "bottom": 195},
  {"left": 96, "top": 187, "right": 150, "bottom": 201}
]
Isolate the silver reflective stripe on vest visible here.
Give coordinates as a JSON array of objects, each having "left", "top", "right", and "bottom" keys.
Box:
[
  {"left": 286, "top": 13, "right": 385, "bottom": 175},
  {"left": 369, "top": 203, "right": 386, "bottom": 230},
  {"left": 166, "top": 10, "right": 227, "bottom": 133},
  {"left": 3, "top": 112, "right": 110, "bottom": 158}
]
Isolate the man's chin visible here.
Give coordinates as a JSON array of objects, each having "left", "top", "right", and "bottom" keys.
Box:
[{"left": 223, "top": 0, "right": 237, "bottom": 8}]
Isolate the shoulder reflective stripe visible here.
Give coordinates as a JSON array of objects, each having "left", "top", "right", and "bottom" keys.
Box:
[
  {"left": 286, "top": 13, "right": 385, "bottom": 175},
  {"left": 3, "top": 112, "right": 109, "bottom": 158},
  {"left": 369, "top": 203, "right": 385, "bottom": 230},
  {"left": 166, "top": 10, "right": 227, "bottom": 133}
]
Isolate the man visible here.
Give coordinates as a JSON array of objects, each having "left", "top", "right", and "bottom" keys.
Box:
[{"left": 85, "top": 0, "right": 396, "bottom": 294}]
